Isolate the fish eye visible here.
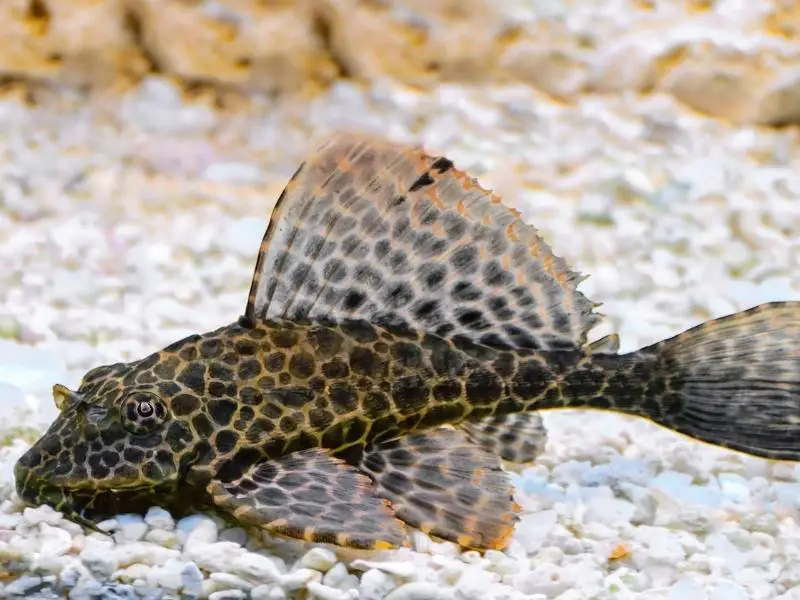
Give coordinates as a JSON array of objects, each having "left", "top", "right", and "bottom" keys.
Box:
[{"left": 122, "top": 391, "right": 167, "bottom": 434}]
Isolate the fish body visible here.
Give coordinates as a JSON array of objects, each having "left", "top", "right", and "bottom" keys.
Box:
[{"left": 15, "top": 133, "right": 800, "bottom": 551}]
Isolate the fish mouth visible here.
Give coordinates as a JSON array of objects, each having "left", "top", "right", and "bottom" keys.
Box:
[
  {"left": 19, "top": 481, "right": 184, "bottom": 530},
  {"left": 73, "top": 486, "right": 177, "bottom": 522},
  {"left": 53, "top": 479, "right": 160, "bottom": 493}
]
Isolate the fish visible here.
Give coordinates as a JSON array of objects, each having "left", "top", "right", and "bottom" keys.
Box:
[{"left": 14, "top": 132, "right": 800, "bottom": 551}]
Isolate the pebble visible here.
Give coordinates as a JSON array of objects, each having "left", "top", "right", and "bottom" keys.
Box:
[
  {"left": 208, "top": 590, "right": 247, "bottom": 600},
  {"left": 637, "top": 527, "right": 687, "bottom": 565},
  {"left": 281, "top": 568, "right": 322, "bottom": 591},
  {"left": 455, "top": 569, "right": 497, "bottom": 600},
  {"left": 219, "top": 527, "right": 248, "bottom": 546},
  {"left": 79, "top": 539, "right": 119, "bottom": 579},
  {"left": 515, "top": 510, "right": 558, "bottom": 553},
  {"left": 3, "top": 575, "right": 46, "bottom": 597},
  {"left": 323, "top": 562, "right": 359, "bottom": 590},
  {"left": 359, "top": 569, "right": 398, "bottom": 600},
  {"left": 115, "top": 519, "right": 149, "bottom": 543},
  {"left": 710, "top": 580, "right": 750, "bottom": 600},
  {"left": 516, "top": 564, "right": 572, "bottom": 597},
  {"left": 22, "top": 505, "right": 63, "bottom": 526},
  {"left": 181, "top": 516, "right": 219, "bottom": 545},
  {"left": 210, "top": 572, "right": 253, "bottom": 591},
  {"left": 145, "top": 560, "right": 183, "bottom": 592},
  {"left": 669, "top": 578, "right": 707, "bottom": 600},
  {"left": 231, "top": 552, "right": 282, "bottom": 583},
  {"left": 143, "top": 507, "right": 175, "bottom": 531},
  {"left": 307, "top": 581, "right": 358, "bottom": 600},
  {"left": 58, "top": 559, "right": 92, "bottom": 588},
  {"left": 114, "top": 541, "right": 181, "bottom": 567},
  {"left": 184, "top": 541, "right": 246, "bottom": 573},
  {"left": 584, "top": 497, "right": 638, "bottom": 525},
  {"left": 484, "top": 551, "right": 520, "bottom": 577},
  {"left": 38, "top": 523, "right": 73, "bottom": 557},
  {"left": 251, "top": 585, "right": 287, "bottom": 600},
  {"left": 180, "top": 562, "right": 205, "bottom": 596},
  {"left": 384, "top": 581, "right": 451, "bottom": 600},
  {"left": 300, "top": 547, "right": 338, "bottom": 572},
  {"left": 350, "top": 559, "right": 416, "bottom": 579},
  {"left": 143, "top": 528, "right": 181, "bottom": 548}
]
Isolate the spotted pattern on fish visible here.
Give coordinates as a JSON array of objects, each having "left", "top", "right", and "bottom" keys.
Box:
[{"left": 15, "top": 133, "right": 800, "bottom": 551}]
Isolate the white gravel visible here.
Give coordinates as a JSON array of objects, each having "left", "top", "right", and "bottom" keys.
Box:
[{"left": 0, "top": 71, "right": 799, "bottom": 600}]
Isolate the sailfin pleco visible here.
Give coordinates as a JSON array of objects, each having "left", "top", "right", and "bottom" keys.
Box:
[{"left": 14, "top": 131, "right": 800, "bottom": 555}]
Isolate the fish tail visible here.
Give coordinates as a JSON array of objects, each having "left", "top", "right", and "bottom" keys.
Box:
[{"left": 629, "top": 301, "right": 800, "bottom": 461}]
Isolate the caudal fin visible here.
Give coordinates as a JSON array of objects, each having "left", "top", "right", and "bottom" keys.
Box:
[{"left": 641, "top": 301, "right": 800, "bottom": 461}]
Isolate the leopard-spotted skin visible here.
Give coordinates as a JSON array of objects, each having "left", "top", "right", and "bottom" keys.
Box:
[
  {"left": 14, "top": 314, "right": 658, "bottom": 533},
  {"left": 14, "top": 132, "right": 800, "bottom": 550}
]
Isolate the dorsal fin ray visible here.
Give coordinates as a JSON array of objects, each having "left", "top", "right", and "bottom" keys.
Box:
[
  {"left": 585, "top": 333, "right": 621, "bottom": 355},
  {"left": 245, "top": 133, "right": 601, "bottom": 351}
]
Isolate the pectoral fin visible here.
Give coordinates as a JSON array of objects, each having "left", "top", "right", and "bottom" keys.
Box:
[
  {"left": 207, "top": 447, "right": 409, "bottom": 550},
  {"left": 359, "top": 428, "right": 519, "bottom": 550},
  {"left": 461, "top": 412, "right": 548, "bottom": 465}
]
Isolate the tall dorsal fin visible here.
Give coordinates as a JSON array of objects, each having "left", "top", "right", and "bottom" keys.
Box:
[{"left": 245, "top": 132, "right": 602, "bottom": 351}]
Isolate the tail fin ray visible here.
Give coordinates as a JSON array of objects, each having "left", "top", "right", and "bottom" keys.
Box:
[{"left": 643, "top": 301, "right": 800, "bottom": 461}]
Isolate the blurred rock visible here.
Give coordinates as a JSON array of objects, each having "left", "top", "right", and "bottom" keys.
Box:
[
  {"left": 130, "top": 0, "right": 339, "bottom": 94},
  {"left": 322, "top": 0, "right": 520, "bottom": 86},
  {"left": 0, "top": 0, "right": 146, "bottom": 87},
  {"left": 500, "top": 37, "right": 589, "bottom": 100},
  {"left": 661, "top": 46, "right": 781, "bottom": 124},
  {"left": 0, "top": 0, "right": 798, "bottom": 126},
  {"left": 757, "top": 71, "right": 800, "bottom": 126}
]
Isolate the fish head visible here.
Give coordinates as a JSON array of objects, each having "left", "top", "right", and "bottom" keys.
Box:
[{"left": 14, "top": 356, "right": 192, "bottom": 525}]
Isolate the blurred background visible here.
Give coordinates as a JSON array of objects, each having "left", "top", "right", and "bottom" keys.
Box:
[{"left": 0, "top": 0, "right": 799, "bottom": 449}]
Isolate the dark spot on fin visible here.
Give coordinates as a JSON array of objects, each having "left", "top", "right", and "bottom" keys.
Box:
[
  {"left": 359, "top": 428, "right": 518, "bottom": 550},
  {"left": 408, "top": 171, "right": 435, "bottom": 192},
  {"left": 207, "top": 447, "right": 409, "bottom": 550},
  {"left": 431, "top": 157, "right": 454, "bottom": 173},
  {"left": 461, "top": 413, "right": 548, "bottom": 466}
]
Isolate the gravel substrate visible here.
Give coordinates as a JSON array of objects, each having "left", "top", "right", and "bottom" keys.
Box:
[{"left": 0, "top": 75, "right": 799, "bottom": 600}]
